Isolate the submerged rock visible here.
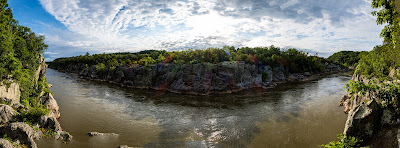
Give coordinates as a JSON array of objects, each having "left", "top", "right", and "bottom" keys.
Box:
[
  {"left": 118, "top": 145, "right": 133, "bottom": 148},
  {"left": 0, "top": 105, "right": 17, "bottom": 124},
  {"left": 0, "top": 122, "right": 42, "bottom": 148},
  {"left": 343, "top": 100, "right": 380, "bottom": 141},
  {"left": 88, "top": 132, "right": 119, "bottom": 136}
]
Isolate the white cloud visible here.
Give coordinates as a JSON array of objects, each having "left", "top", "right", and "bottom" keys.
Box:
[{"left": 39, "top": 0, "right": 384, "bottom": 59}]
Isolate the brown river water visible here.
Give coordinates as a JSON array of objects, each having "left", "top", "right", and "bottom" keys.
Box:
[{"left": 37, "top": 69, "right": 349, "bottom": 148}]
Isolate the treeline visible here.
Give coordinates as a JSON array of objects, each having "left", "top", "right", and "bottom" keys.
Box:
[
  {"left": 0, "top": 0, "right": 49, "bottom": 121},
  {"left": 51, "top": 46, "right": 329, "bottom": 74},
  {"left": 327, "top": 51, "right": 368, "bottom": 67}
]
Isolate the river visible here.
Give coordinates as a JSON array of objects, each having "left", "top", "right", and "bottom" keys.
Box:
[{"left": 37, "top": 69, "right": 349, "bottom": 148}]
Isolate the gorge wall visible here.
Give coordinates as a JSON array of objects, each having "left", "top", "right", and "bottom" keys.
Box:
[
  {"left": 0, "top": 55, "right": 71, "bottom": 148},
  {"left": 340, "top": 69, "right": 400, "bottom": 147},
  {"left": 50, "top": 61, "right": 347, "bottom": 95}
]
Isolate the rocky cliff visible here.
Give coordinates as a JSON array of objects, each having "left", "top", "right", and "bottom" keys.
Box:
[
  {"left": 0, "top": 55, "right": 71, "bottom": 148},
  {"left": 340, "top": 68, "right": 400, "bottom": 147},
  {"left": 50, "top": 62, "right": 347, "bottom": 95}
]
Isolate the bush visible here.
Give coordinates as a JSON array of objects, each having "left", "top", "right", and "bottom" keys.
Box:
[{"left": 320, "top": 134, "right": 362, "bottom": 148}]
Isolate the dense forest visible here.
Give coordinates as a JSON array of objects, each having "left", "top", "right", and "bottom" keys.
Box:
[
  {"left": 327, "top": 51, "right": 367, "bottom": 67},
  {"left": 0, "top": 0, "right": 50, "bottom": 124},
  {"left": 50, "top": 46, "right": 331, "bottom": 74}
]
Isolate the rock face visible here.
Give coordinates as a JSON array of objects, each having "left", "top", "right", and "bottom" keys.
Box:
[
  {"left": 0, "top": 105, "right": 17, "bottom": 124},
  {"left": 342, "top": 70, "right": 400, "bottom": 147},
  {"left": 0, "top": 138, "right": 14, "bottom": 148},
  {"left": 51, "top": 62, "right": 346, "bottom": 95},
  {"left": 40, "top": 93, "right": 60, "bottom": 119},
  {"left": 343, "top": 100, "right": 380, "bottom": 141},
  {"left": 0, "top": 122, "right": 42, "bottom": 148},
  {"left": 0, "top": 81, "right": 20, "bottom": 104},
  {"left": 38, "top": 116, "right": 62, "bottom": 131}
]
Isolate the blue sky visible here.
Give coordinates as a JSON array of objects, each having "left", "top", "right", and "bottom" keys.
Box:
[{"left": 9, "top": 0, "right": 383, "bottom": 61}]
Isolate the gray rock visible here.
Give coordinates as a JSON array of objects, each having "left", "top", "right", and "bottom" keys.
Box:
[
  {"left": 118, "top": 145, "right": 133, "bottom": 148},
  {"left": 343, "top": 100, "right": 380, "bottom": 141},
  {"left": 55, "top": 131, "right": 73, "bottom": 141},
  {"left": 0, "top": 138, "right": 14, "bottom": 148},
  {"left": 40, "top": 93, "right": 60, "bottom": 119},
  {"left": 0, "top": 105, "right": 17, "bottom": 124},
  {"left": 381, "top": 108, "right": 399, "bottom": 126},
  {"left": 0, "top": 81, "right": 20, "bottom": 105},
  {"left": 0, "top": 122, "right": 42, "bottom": 148},
  {"left": 38, "top": 116, "right": 62, "bottom": 131},
  {"left": 88, "top": 132, "right": 118, "bottom": 136}
]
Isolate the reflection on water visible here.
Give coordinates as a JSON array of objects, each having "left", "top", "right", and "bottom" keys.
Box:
[{"left": 37, "top": 69, "right": 349, "bottom": 148}]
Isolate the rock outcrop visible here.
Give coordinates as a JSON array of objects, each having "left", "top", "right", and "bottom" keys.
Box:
[
  {"left": 40, "top": 93, "right": 60, "bottom": 119},
  {"left": 50, "top": 62, "right": 347, "bottom": 95},
  {"left": 341, "top": 68, "right": 400, "bottom": 147},
  {"left": 0, "top": 81, "right": 20, "bottom": 105},
  {"left": 0, "top": 122, "right": 41, "bottom": 148},
  {"left": 0, "top": 105, "right": 17, "bottom": 124},
  {"left": 0, "top": 138, "right": 14, "bottom": 148},
  {"left": 343, "top": 100, "right": 380, "bottom": 141},
  {"left": 0, "top": 55, "right": 70, "bottom": 147}
]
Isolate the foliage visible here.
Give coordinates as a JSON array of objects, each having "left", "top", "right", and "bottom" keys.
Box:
[
  {"left": 0, "top": 0, "right": 51, "bottom": 117},
  {"left": 320, "top": 134, "right": 362, "bottom": 148},
  {"left": 16, "top": 106, "right": 49, "bottom": 125},
  {"left": 327, "top": 51, "right": 367, "bottom": 67},
  {"left": 2, "top": 134, "right": 27, "bottom": 148},
  {"left": 50, "top": 46, "right": 328, "bottom": 74},
  {"left": 42, "top": 128, "right": 56, "bottom": 138},
  {"left": 355, "top": 0, "right": 400, "bottom": 79},
  {"left": 345, "top": 80, "right": 400, "bottom": 107}
]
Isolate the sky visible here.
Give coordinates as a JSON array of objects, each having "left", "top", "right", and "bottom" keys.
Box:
[{"left": 9, "top": 0, "right": 384, "bottom": 61}]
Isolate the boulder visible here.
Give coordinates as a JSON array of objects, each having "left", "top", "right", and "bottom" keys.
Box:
[
  {"left": 40, "top": 93, "right": 60, "bottom": 119},
  {"left": 0, "top": 105, "right": 17, "bottom": 124},
  {"left": 343, "top": 100, "right": 380, "bottom": 141},
  {"left": 0, "top": 122, "right": 42, "bottom": 148},
  {"left": 55, "top": 131, "right": 72, "bottom": 141},
  {"left": 38, "top": 116, "right": 62, "bottom": 131},
  {"left": 0, "top": 138, "right": 14, "bottom": 148}
]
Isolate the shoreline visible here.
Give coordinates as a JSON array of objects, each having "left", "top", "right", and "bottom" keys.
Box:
[{"left": 49, "top": 62, "right": 349, "bottom": 96}]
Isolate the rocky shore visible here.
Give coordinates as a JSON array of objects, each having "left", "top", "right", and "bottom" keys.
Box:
[
  {"left": 49, "top": 61, "right": 347, "bottom": 95},
  {"left": 0, "top": 57, "right": 71, "bottom": 148},
  {"left": 340, "top": 68, "right": 400, "bottom": 147}
]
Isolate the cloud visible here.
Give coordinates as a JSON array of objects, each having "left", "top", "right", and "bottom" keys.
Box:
[{"left": 38, "top": 0, "right": 383, "bottom": 60}]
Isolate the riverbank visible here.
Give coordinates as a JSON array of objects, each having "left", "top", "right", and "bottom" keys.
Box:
[{"left": 49, "top": 62, "right": 348, "bottom": 95}]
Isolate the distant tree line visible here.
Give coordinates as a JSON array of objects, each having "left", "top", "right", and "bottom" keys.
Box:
[
  {"left": 327, "top": 51, "right": 368, "bottom": 67},
  {"left": 50, "top": 46, "right": 330, "bottom": 73}
]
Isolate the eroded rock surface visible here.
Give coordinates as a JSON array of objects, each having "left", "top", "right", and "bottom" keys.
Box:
[
  {"left": 0, "top": 122, "right": 42, "bottom": 148},
  {"left": 0, "top": 105, "right": 17, "bottom": 124},
  {"left": 40, "top": 93, "right": 60, "bottom": 119},
  {"left": 343, "top": 100, "right": 380, "bottom": 141},
  {"left": 0, "top": 138, "right": 14, "bottom": 148}
]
